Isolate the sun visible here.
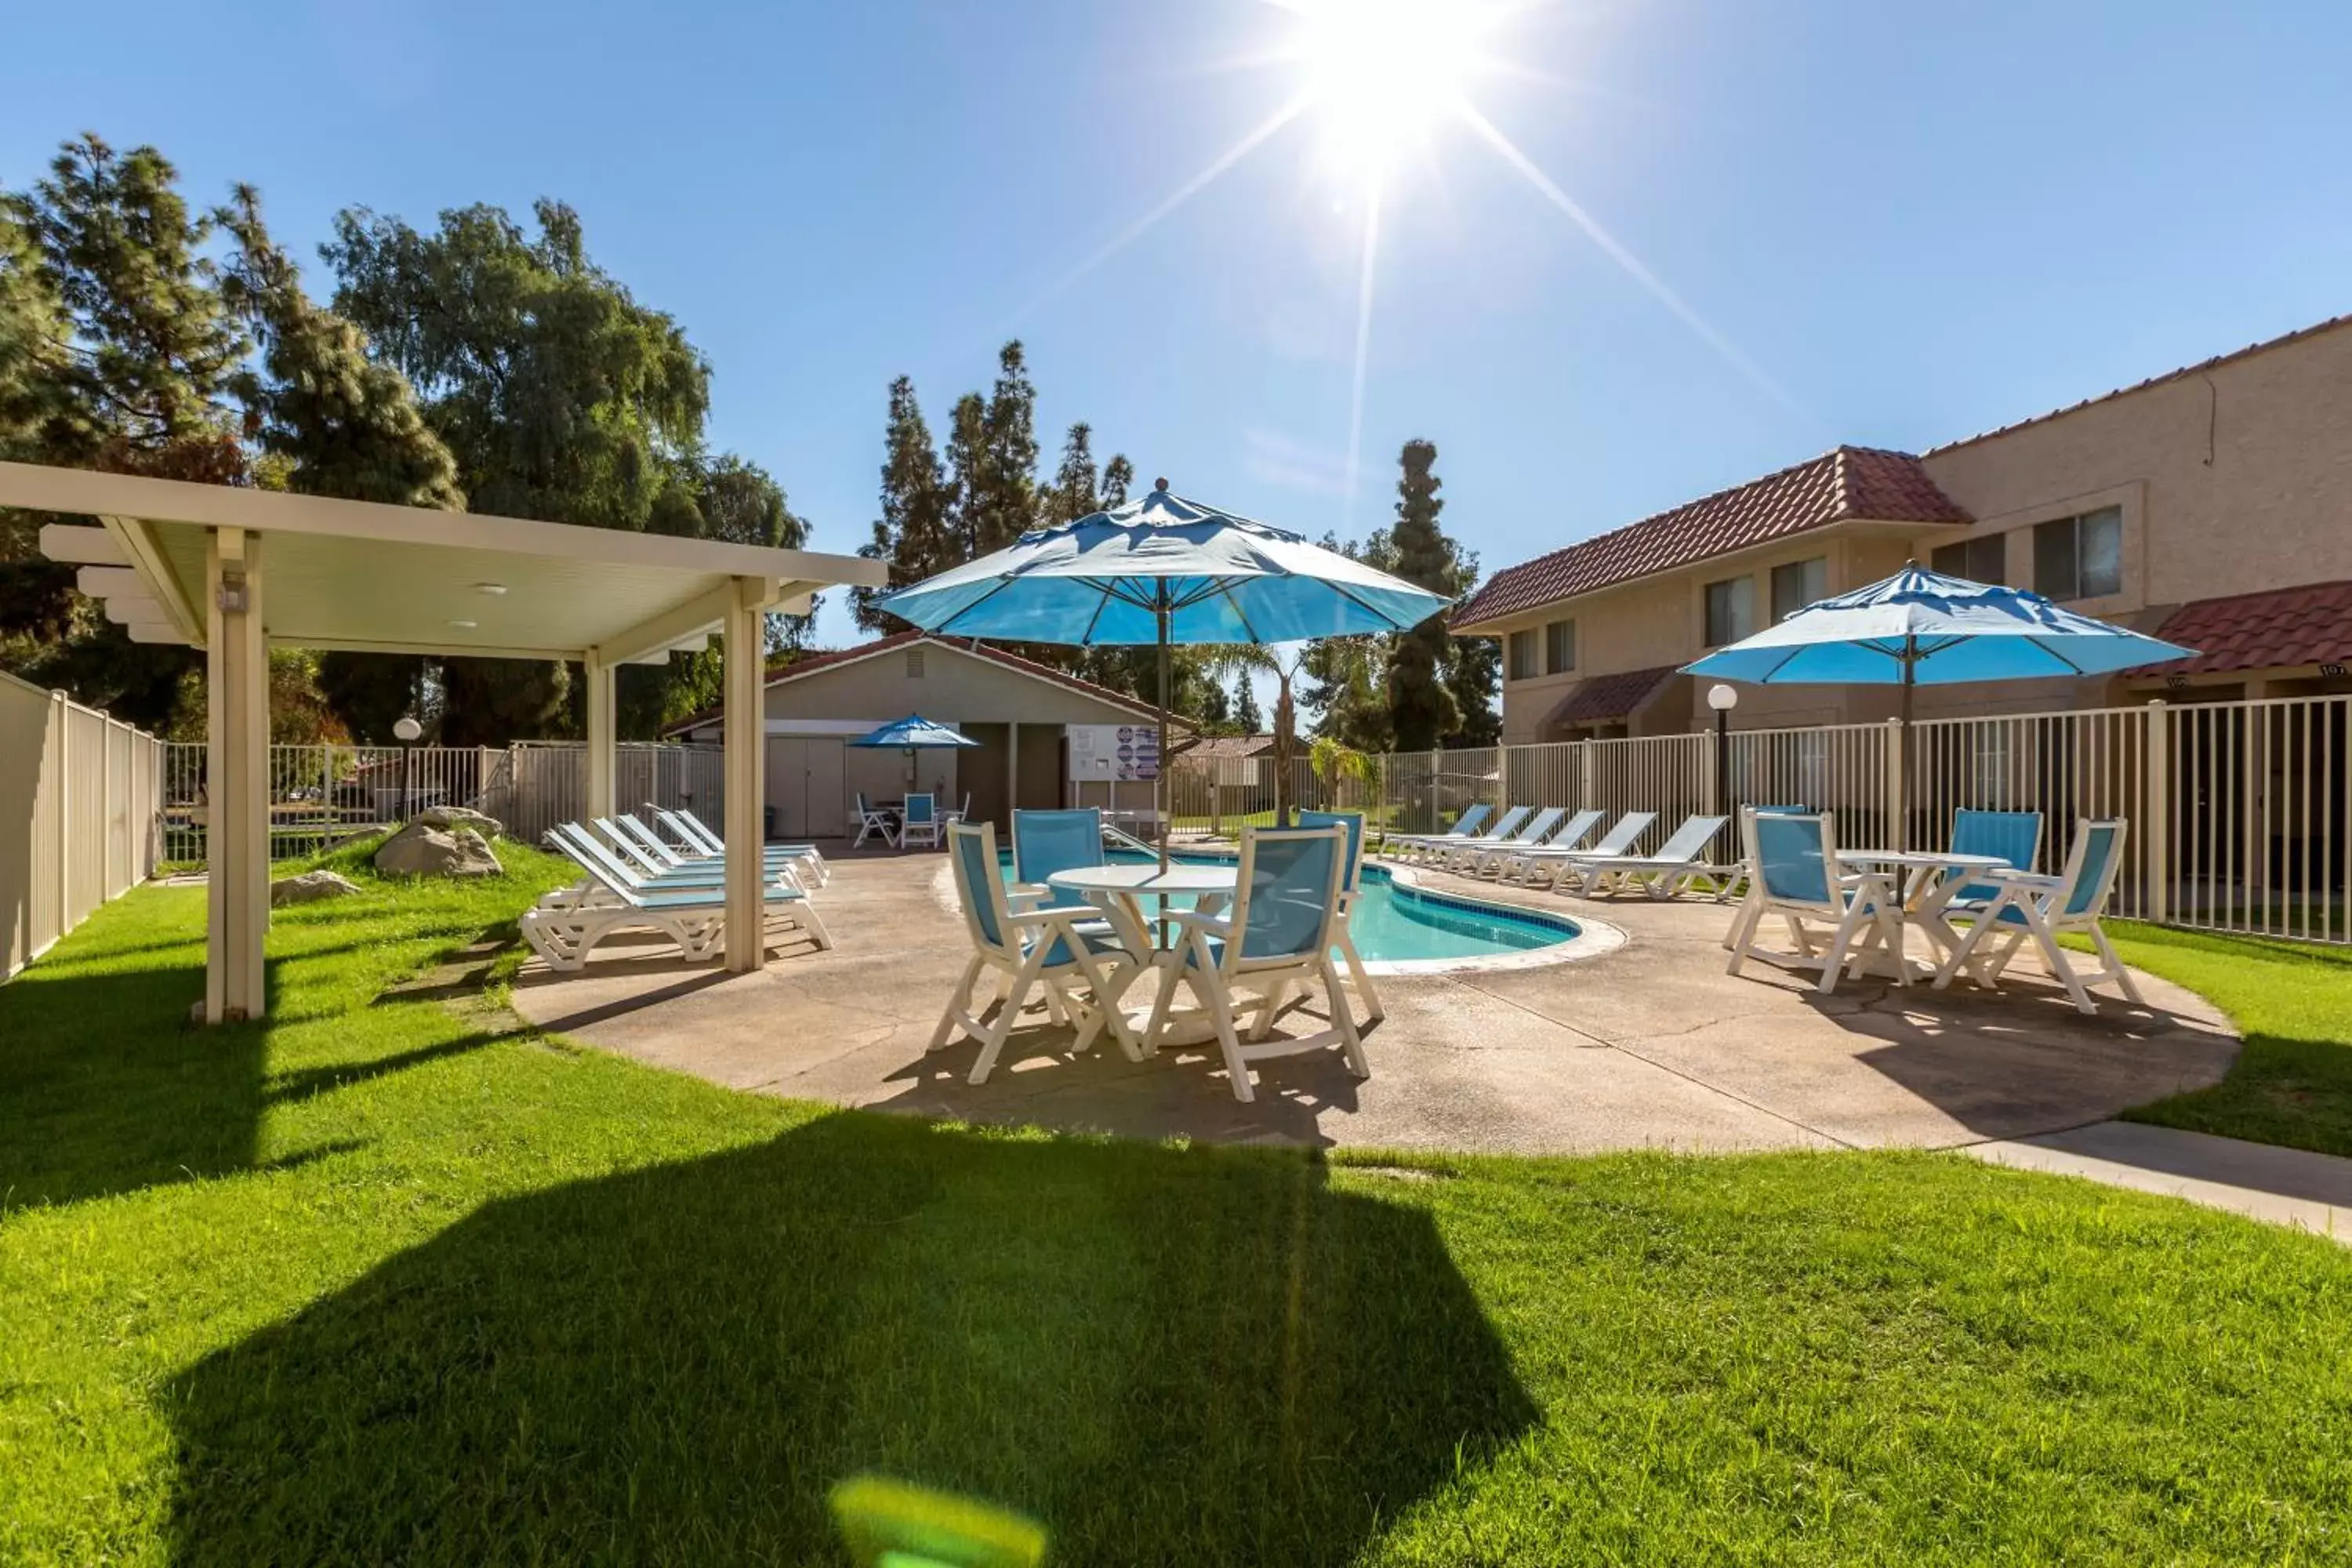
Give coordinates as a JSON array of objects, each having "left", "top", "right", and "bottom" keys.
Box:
[{"left": 1285, "top": 0, "right": 1494, "bottom": 180}]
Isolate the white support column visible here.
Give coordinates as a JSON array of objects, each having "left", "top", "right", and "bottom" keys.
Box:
[
  {"left": 1007, "top": 720, "right": 1020, "bottom": 829},
  {"left": 583, "top": 649, "right": 616, "bottom": 821},
  {"left": 205, "top": 528, "right": 268, "bottom": 1023},
  {"left": 721, "top": 578, "right": 774, "bottom": 972},
  {"left": 2143, "top": 699, "right": 2170, "bottom": 924}
]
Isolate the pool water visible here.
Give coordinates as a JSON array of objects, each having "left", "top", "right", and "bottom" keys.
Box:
[{"left": 1003, "top": 848, "right": 1580, "bottom": 965}]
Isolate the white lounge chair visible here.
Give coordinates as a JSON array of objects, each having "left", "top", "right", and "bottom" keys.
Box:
[
  {"left": 1555, "top": 813, "right": 1732, "bottom": 899},
  {"left": 1143, "top": 823, "right": 1368, "bottom": 1103},
  {"left": 524, "top": 824, "right": 831, "bottom": 971},
  {"left": 641, "top": 804, "right": 829, "bottom": 886},
  {"left": 1722, "top": 809, "right": 1904, "bottom": 995},
  {"left": 1931, "top": 818, "right": 2145, "bottom": 1014},
  {"left": 1499, "top": 811, "right": 1656, "bottom": 889},
  {"left": 1385, "top": 803, "right": 1494, "bottom": 863},
  {"left": 931, "top": 821, "right": 1144, "bottom": 1083},
  {"left": 1417, "top": 805, "right": 1532, "bottom": 869},
  {"left": 898, "top": 791, "right": 942, "bottom": 850},
  {"left": 1490, "top": 808, "right": 1603, "bottom": 883},
  {"left": 854, "top": 792, "right": 897, "bottom": 848},
  {"left": 1449, "top": 805, "right": 1573, "bottom": 877}
]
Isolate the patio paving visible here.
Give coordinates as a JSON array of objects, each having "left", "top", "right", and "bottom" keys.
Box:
[{"left": 506, "top": 848, "right": 2240, "bottom": 1156}]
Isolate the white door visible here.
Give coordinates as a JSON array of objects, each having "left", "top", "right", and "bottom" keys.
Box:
[
  {"left": 803, "top": 739, "right": 845, "bottom": 839},
  {"left": 766, "top": 737, "right": 848, "bottom": 839}
]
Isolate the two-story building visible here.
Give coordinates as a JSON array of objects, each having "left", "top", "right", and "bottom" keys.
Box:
[{"left": 1454, "top": 314, "right": 2352, "bottom": 742}]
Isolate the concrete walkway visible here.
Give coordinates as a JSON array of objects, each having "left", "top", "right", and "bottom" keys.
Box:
[
  {"left": 1965, "top": 1121, "right": 2352, "bottom": 1243},
  {"left": 510, "top": 848, "right": 2241, "bottom": 1158}
]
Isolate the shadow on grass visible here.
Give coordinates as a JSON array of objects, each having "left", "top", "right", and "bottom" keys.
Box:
[{"left": 165, "top": 1113, "right": 1536, "bottom": 1566}]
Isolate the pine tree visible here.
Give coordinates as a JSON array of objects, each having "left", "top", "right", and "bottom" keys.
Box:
[
  {"left": 942, "top": 391, "right": 990, "bottom": 557},
  {"left": 1042, "top": 420, "right": 1100, "bottom": 527},
  {"left": 1384, "top": 438, "right": 1461, "bottom": 751},
  {"left": 1101, "top": 452, "right": 1134, "bottom": 507},
  {"left": 975, "top": 340, "right": 1040, "bottom": 552},
  {"left": 854, "top": 376, "right": 953, "bottom": 631},
  {"left": 1234, "top": 672, "right": 1264, "bottom": 733}
]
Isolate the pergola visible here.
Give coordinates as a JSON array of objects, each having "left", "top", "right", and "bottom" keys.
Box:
[{"left": 0, "top": 459, "right": 885, "bottom": 1022}]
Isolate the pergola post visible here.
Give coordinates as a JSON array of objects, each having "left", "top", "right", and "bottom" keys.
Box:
[
  {"left": 721, "top": 576, "right": 772, "bottom": 971},
  {"left": 583, "top": 650, "right": 616, "bottom": 821},
  {"left": 205, "top": 528, "right": 268, "bottom": 1023}
]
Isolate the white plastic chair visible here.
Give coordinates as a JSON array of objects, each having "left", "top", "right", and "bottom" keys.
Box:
[
  {"left": 1722, "top": 809, "right": 1904, "bottom": 994},
  {"left": 1143, "top": 823, "right": 1368, "bottom": 1103},
  {"left": 898, "top": 791, "right": 942, "bottom": 850},
  {"left": 1501, "top": 811, "right": 1656, "bottom": 889},
  {"left": 854, "top": 791, "right": 898, "bottom": 848},
  {"left": 1299, "top": 809, "right": 1383, "bottom": 1023},
  {"left": 1931, "top": 818, "right": 2146, "bottom": 1014},
  {"left": 930, "top": 821, "right": 1144, "bottom": 1083}
]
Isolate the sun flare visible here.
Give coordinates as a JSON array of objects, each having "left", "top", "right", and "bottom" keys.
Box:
[{"left": 1286, "top": 0, "right": 1494, "bottom": 180}]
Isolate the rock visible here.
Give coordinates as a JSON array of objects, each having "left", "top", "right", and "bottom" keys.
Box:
[
  {"left": 271, "top": 869, "right": 363, "bottom": 906},
  {"left": 417, "top": 804, "right": 504, "bottom": 838},
  {"left": 374, "top": 821, "right": 503, "bottom": 879}
]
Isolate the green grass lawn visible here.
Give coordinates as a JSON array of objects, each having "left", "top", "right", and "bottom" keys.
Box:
[
  {"left": 2103, "top": 921, "right": 2352, "bottom": 1157},
  {"left": 5, "top": 853, "right": 2352, "bottom": 1564}
]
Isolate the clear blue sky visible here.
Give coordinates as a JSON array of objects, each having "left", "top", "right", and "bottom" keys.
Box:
[{"left": 9, "top": 0, "right": 2351, "bottom": 655}]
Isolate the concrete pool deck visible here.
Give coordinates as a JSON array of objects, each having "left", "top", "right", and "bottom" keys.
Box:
[{"left": 507, "top": 847, "right": 2241, "bottom": 1157}]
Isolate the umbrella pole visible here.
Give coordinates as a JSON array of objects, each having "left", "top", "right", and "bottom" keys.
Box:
[
  {"left": 1155, "top": 602, "right": 1172, "bottom": 948},
  {"left": 1896, "top": 640, "right": 1916, "bottom": 851}
]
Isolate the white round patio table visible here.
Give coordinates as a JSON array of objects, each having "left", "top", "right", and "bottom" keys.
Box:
[
  {"left": 1047, "top": 862, "right": 1242, "bottom": 1051},
  {"left": 1837, "top": 850, "right": 2016, "bottom": 978}
]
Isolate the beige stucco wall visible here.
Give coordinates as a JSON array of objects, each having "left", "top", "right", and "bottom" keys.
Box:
[{"left": 755, "top": 643, "right": 1148, "bottom": 729}]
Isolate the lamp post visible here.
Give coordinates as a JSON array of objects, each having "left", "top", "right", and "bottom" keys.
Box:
[
  {"left": 394, "top": 715, "right": 422, "bottom": 824},
  {"left": 1706, "top": 683, "right": 1739, "bottom": 815}
]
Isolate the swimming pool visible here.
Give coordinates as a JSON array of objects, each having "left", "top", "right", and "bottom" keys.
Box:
[{"left": 1005, "top": 847, "right": 1587, "bottom": 968}]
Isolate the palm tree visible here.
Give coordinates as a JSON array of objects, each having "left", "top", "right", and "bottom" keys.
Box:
[{"left": 1201, "top": 644, "right": 1307, "bottom": 826}]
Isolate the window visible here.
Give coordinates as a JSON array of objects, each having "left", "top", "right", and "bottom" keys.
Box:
[
  {"left": 1704, "top": 575, "right": 1755, "bottom": 647},
  {"left": 1769, "top": 557, "right": 1827, "bottom": 622},
  {"left": 2033, "top": 506, "right": 2123, "bottom": 600},
  {"left": 1931, "top": 533, "right": 2006, "bottom": 584},
  {"left": 1544, "top": 618, "right": 1576, "bottom": 674},
  {"left": 1507, "top": 628, "right": 1538, "bottom": 681}
]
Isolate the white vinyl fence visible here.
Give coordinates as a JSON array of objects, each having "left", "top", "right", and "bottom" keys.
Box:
[
  {"left": 1167, "top": 691, "right": 2351, "bottom": 946},
  {"left": 158, "top": 740, "right": 727, "bottom": 866},
  {"left": 0, "top": 671, "right": 164, "bottom": 980}
]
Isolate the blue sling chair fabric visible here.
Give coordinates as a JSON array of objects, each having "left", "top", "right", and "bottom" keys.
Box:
[{"left": 1011, "top": 808, "right": 1105, "bottom": 894}]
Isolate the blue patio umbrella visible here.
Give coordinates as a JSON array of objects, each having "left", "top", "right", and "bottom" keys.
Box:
[
  {"left": 873, "top": 481, "right": 1451, "bottom": 874},
  {"left": 848, "top": 713, "right": 981, "bottom": 795},
  {"left": 1682, "top": 563, "right": 2195, "bottom": 843}
]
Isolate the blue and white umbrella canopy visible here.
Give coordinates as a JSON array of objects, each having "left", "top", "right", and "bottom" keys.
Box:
[
  {"left": 1682, "top": 564, "right": 2193, "bottom": 686},
  {"left": 848, "top": 714, "right": 982, "bottom": 750},
  {"left": 871, "top": 484, "right": 1451, "bottom": 644}
]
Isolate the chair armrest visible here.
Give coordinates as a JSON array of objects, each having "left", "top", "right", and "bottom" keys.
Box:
[
  {"left": 1164, "top": 909, "right": 1235, "bottom": 937},
  {"left": 1980, "top": 870, "right": 2064, "bottom": 892},
  {"left": 1007, "top": 903, "right": 1107, "bottom": 925}
]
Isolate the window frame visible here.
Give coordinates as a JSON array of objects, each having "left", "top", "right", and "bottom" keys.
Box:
[
  {"left": 1507, "top": 628, "right": 1539, "bottom": 681},
  {"left": 2033, "top": 506, "right": 2124, "bottom": 601},
  {"left": 1704, "top": 575, "right": 1756, "bottom": 648},
  {"left": 1544, "top": 617, "right": 1576, "bottom": 675},
  {"left": 1769, "top": 556, "right": 1828, "bottom": 624},
  {"left": 1931, "top": 533, "right": 2006, "bottom": 586}
]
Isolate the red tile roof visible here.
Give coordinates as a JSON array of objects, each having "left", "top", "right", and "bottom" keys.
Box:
[
  {"left": 660, "top": 631, "right": 1154, "bottom": 735},
  {"left": 1541, "top": 665, "right": 1682, "bottom": 727},
  {"left": 2140, "top": 579, "right": 2352, "bottom": 676},
  {"left": 1187, "top": 733, "right": 1277, "bottom": 760},
  {"left": 1927, "top": 314, "right": 2352, "bottom": 456},
  {"left": 1453, "top": 447, "right": 1969, "bottom": 630}
]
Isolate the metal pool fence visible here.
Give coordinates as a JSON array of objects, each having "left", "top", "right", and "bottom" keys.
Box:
[
  {"left": 1164, "top": 691, "right": 2351, "bottom": 946},
  {"left": 158, "top": 740, "right": 727, "bottom": 866}
]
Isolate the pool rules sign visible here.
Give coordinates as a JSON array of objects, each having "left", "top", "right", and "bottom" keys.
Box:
[{"left": 1067, "top": 724, "right": 1159, "bottom": 782}]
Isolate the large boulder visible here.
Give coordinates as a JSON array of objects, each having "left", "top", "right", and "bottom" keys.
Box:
[
  {"left": 417, "top": 804, "right": 505, "bottom": 839},
  {"left": 375, "top": 821, "right": 503, "bottom": 879},
  {"left": 271, "top": 869, "right": 363, "bottom": 906}
]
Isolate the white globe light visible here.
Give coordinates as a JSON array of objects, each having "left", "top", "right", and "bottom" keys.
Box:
[
  {"left": 1707, "top": 684, "right": 1740, "bottom": 713},
  {"left": 393, "top": 717, "right": 423, "bottom": 742}
]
